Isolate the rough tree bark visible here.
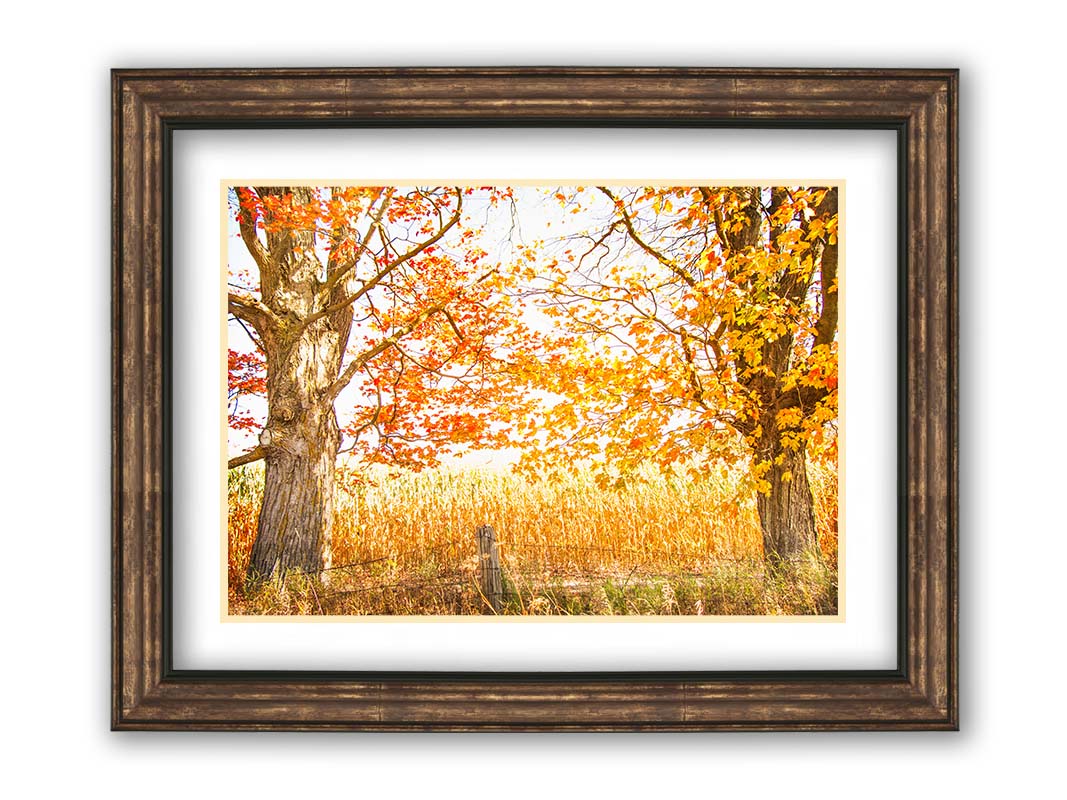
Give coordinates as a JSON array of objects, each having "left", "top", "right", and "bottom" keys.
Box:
[
  {"left": 723, "top": 187, "right": 837, "bottom": 561},
  {"left": 233, "top": 187, "right": 354, "bottom": 581},
  {"left": 247, "top": 321, "right": 349, "bottom": 580},
  {"left": 755, "top": 409, "right": 818, "bottom": 561}
]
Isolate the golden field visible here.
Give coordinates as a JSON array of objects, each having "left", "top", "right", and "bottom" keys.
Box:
[{"left": 228, "top": 460, "right": 838, "bottom": 616}]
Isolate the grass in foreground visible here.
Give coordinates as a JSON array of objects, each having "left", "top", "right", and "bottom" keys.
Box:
[{"left": 228, "top": 461, "right": 838, "bottom": 616}]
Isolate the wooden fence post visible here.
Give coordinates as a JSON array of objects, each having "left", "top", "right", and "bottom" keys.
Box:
[{"left": 476, "top": 524, "right": 503, "bottom": 613}]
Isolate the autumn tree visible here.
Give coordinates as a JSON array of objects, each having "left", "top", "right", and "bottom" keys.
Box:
[
  {"left": 228, "top": 186, "right": 531, "bottom": 581},
  {"left": 522, "top": 186, "right": 838, "bottom": 560}
]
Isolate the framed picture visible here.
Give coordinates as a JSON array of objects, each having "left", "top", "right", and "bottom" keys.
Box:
[{"left": 113, "top": 67, "right": 957, "bottom": 730}]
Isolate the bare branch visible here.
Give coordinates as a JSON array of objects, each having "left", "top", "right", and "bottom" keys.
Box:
[
  {"left": 443, "top": 309, "right": 464, "bottom": 340},
  {"left": 230, "top": 313, "right": 264, "bottom": 351},
  {"left": 228, "top": 293, "right": 279, "bottom": 335},
  {"left": 597, "top": 188, "right": 696, "bottom": 287},
  {"left": 228, "top": 445, "right": 266, "bottom": 470},
  {"left": 326, "top": 301, "right": 448, "bottom": 403}
]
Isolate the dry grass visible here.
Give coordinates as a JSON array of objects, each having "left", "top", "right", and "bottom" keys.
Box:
[{"left": 228, "top": 458, "right": 838, "bottom": 616}]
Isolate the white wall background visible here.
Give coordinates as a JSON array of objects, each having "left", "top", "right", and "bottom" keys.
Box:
[{"left": 2, "top": 1, "right": 1060, "bottom": 796}]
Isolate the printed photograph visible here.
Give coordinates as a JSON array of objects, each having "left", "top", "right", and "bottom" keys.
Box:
[{"left": 226, "top": 184, "right": 840, "bottom": 616}]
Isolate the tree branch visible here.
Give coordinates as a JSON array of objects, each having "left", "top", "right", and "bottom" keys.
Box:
[
  {"left": 775, "top": 383, "right": 830, "bottom": 411},
  {"left": 299, "top": 189, "right": 463, "bottom": 335},
  {"left": 443, "top": 309, "right": 464, "bottom": 340},
  {"left": 326, "top": 267, "right": 496, "bottom": 402},
  {"left": 326, "top": 301, "right": 450, "bottom": 402},
  {"left": 598, "top": 187, "right": 696, "bottom": 287},
  {"left": 322, "top": 187, "right": 395, "bottom": 295},
  {"left": 228, "top": 293, "right": 278, "bottom": 335},
  {"left": 230, "top": 313, "right": 264, "bottom": 351},
  {"left": 228, "top": 445, "right": 266, "bottom": 470},
  {"left": 233, "top": 187, "right": 272, "bottom": 274},
  {"left": 813, "top": 188, "right": 839, "bottom": 348},
  {"left": 703, "top": 187, "right": 732, "bottom": 254}
]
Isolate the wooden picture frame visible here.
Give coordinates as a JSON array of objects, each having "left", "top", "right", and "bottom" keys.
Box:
[{"left": 112, "top": 67, "right": 957, "bottom": 730}]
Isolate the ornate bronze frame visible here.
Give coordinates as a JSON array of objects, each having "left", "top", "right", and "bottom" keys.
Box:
[{"left": 113, "top": 68, "right": 957, "bottom": 730}]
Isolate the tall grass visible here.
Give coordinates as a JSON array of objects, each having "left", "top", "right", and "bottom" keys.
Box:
[{"left": 228, "top": 459, "right": 838, "bottom": 616}]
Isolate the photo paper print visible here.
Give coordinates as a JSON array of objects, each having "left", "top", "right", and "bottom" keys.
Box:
[{"left": 225, "top": 184, "right": 840, "bottom": 617}]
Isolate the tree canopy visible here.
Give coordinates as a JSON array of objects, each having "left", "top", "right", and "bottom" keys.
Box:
[{"left": 227, "top": 184, "right": 839, "bottom": 576}]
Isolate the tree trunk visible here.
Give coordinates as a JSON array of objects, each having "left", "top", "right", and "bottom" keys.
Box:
[
  {"left": 246, "top": 401, "right": 339, "bottom": 581},
  {"left": 237, "top": 186, "right": 356, "bottom": 583},
  {"left": 246, "top": 322, "right": 348, "bottom": 582},
  {"left": 756, "top": 439, "right": 818, "bottom": 562}
]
